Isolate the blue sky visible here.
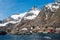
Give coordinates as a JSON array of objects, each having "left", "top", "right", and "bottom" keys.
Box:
[{"left": 0, "top": 0, "right": 54, "bottom": 20}]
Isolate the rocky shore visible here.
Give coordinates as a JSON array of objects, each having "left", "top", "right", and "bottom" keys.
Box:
[{"left": 0, "top": 26, "right": 60, "bottom": 35}]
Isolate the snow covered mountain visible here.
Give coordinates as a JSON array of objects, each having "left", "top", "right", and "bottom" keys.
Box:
[
  {"left": 0, "top": 1, "right": 60, "bottom": 27},
  {"left": 24, "top": 7, "right": 40, "bottom": 20},
  {"left": 45, "top": 2, "right": 59, "bottom": 12},
  {"left": 0, "top": 6, "right": 40, "bottom": 26},
  {"left": 9, "top": 2, "right": 60, "bottom": 34},
  {"left": 0, "top": 1, "right": 60, "bottom": 34}
]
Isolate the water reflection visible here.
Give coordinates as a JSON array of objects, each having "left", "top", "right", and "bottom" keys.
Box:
[{"left": 0, "top": 33, "right": 60, "bottom": 40}]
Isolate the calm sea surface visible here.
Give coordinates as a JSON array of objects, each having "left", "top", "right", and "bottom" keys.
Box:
[{"left": 0, "top": 33, "right": 60, "bottom": 40}]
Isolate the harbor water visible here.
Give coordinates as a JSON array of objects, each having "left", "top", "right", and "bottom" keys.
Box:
[{"left": 0, "top": 33, "right": 60, "bottom": 40}]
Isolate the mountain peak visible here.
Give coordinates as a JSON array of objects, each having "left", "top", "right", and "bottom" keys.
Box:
[
  {"left": 28, "top": 6, "right": 39, "bottom": 12},
  {"left": 24, "top": 6, "right": 40, "bottom": 20},
  {"left": 0, "top": 7, "right": 40, "bottom": 26},
  {"left": 32, "top": 6, "right": 38, "bottom": 10}
]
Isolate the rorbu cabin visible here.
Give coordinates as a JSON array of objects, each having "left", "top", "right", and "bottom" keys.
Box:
[
  {"left": 55, "top": 28, "right": 60, "bottom": 33},
  {"left": 47, "top": 27, "right": 54, "bottom": 33}
]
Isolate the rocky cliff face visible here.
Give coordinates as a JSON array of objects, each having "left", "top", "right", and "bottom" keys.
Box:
[
  {"left": 0, "top": 2, "right": 60, "bottom": 34},
  {"left": 9, "top": 3, "right": 60, "bottom": 34}
]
